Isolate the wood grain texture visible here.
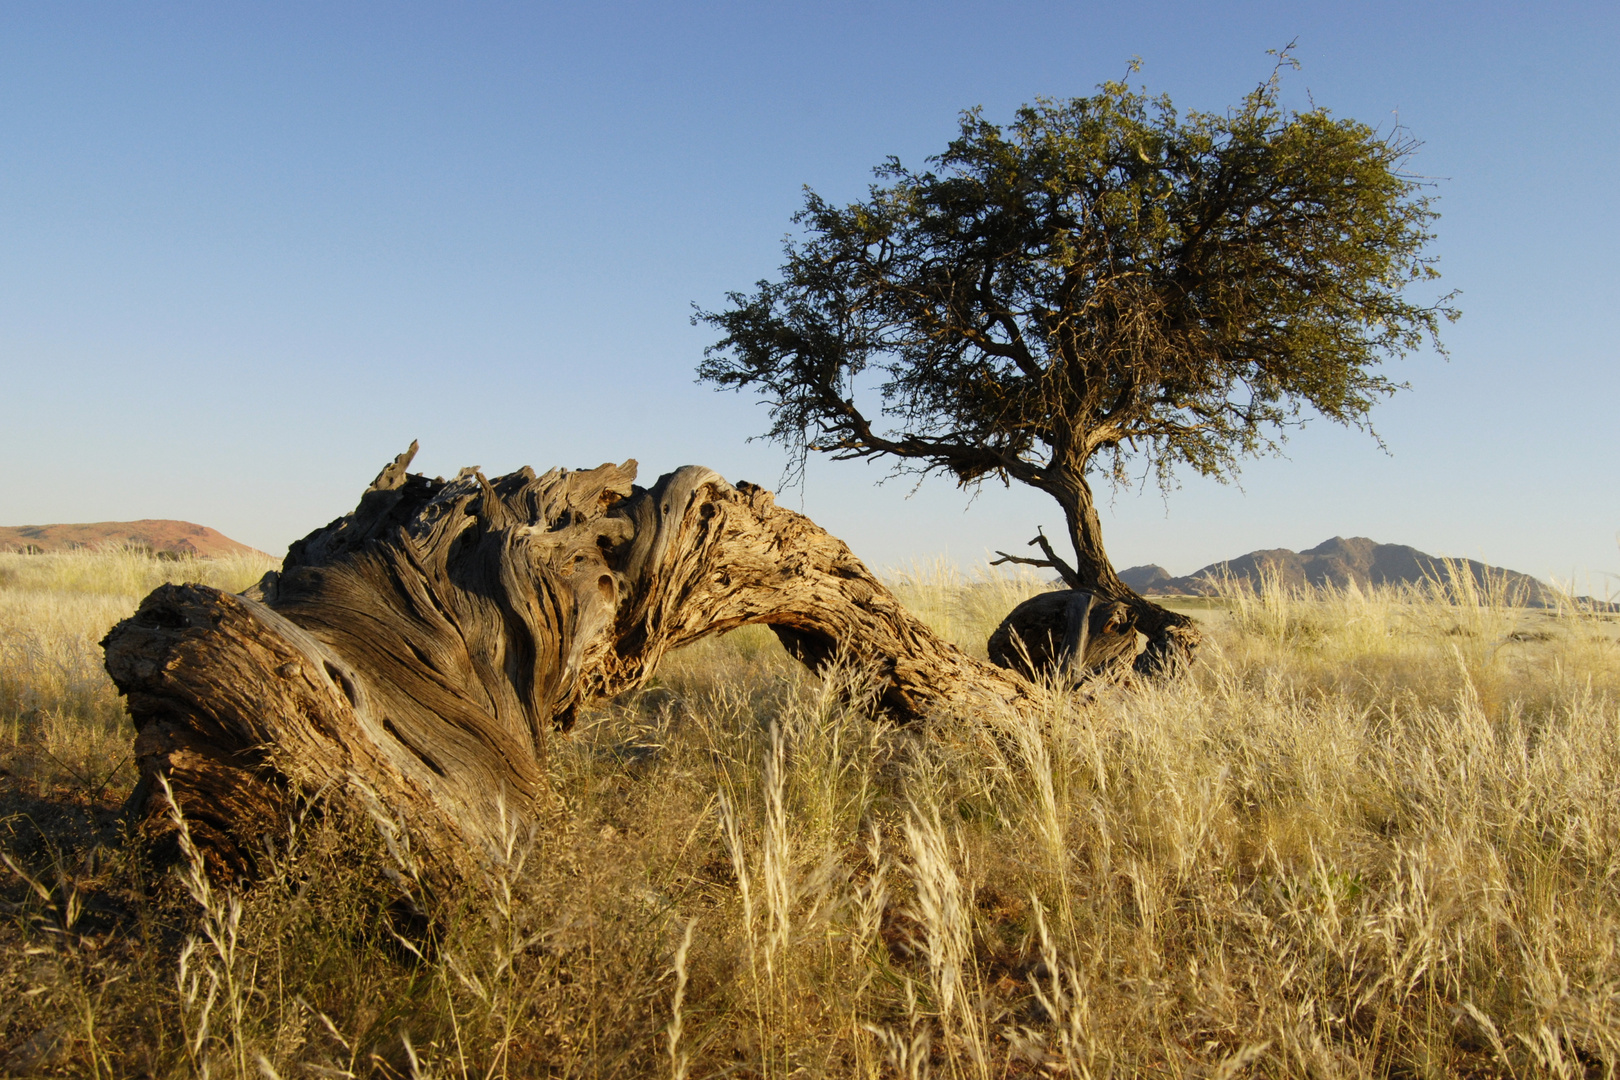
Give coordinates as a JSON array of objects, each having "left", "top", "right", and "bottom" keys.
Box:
[
  {"left": 987, "top": 590, "right": 1142, "bottom": 683},
  {"left": 103, "top": 449, "right": 1041, "bottom": 874}
]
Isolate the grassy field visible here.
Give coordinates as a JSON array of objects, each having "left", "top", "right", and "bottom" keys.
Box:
[{"left": 1, "top": 548, "right": 1617, "bottom": 1078}]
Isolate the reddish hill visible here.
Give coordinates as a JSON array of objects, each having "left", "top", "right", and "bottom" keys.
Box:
[{"left": 0, "top": 520, "right": 269, "bottom": 558}]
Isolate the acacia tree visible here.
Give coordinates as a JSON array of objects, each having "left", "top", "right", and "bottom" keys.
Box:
[{"left": 697, "top": 60, "right": 1456, "bottom": 671}]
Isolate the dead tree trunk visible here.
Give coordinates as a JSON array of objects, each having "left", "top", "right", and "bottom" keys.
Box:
[
  {"left": 103, "top": 446, "right": 1038, "bottom": 878},
  {"left": 986, "top": 589, "right": 1142, "bottom": 684},
  {"left": 993, "top": 469, "right": 1202, "bottom": 676}
]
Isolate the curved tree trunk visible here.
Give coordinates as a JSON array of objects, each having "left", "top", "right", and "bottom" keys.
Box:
[
  {"left": 103, "top": 447, "right": 1036, "bottom": 878},
  {"left": 1048, "top": 472, "right": 1202, "bottom": 676}
]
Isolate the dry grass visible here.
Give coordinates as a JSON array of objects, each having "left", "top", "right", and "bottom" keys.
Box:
[
  {"left": 0, "top": 548, "right": 277, "bottom": 795},
  {"left": 2, "top": 548, "right": 1617, "bottom": 1078}
]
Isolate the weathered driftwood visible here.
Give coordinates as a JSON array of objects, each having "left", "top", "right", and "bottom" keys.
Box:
[
  {"left": 988, "top": 590, "right": 1140, "bottom": 684},
  {"left": 108, "top": 446, "right": 1136, "bottom": 877}
]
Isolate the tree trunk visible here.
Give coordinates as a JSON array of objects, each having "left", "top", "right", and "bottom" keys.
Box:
[
  {"left": 102, "top": 447, "right": 1035, "bottom": 878},
  {"left": 1047, "top": 471, "right": 1202, "bottom": 676},
  {"left": 985, "top": 588, "right": 1142, "bottom": 683}
]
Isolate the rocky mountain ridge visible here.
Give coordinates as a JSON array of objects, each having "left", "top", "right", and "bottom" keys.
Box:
[{"left": 1120, "top": 536, "right": 1574, "bottom": 607}]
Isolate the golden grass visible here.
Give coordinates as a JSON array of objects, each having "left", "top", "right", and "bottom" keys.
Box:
[
  {"left": 0, "top": 548, "right": 278, "bottom": 794},
  {"left": 2, "top": 548, "right": 1617, "bottom": 1078}
]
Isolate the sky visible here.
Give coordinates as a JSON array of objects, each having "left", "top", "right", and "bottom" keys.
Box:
[{"left": 1, "top": 1, "right": 1616, "bottom": 590}]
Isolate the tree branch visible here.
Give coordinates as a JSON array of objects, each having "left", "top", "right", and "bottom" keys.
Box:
[
  {"left": 1029, "top": 528, "right": 1083, "bottom": 588},
  {"left": 991, "top": 528, "right": 1082, "bottom": 589},
  {"left": 818, "top": 385, "right": 1046, "bottom": 488},
  {"left": 990, "top": 551, "right": 1056, "bottom": 569}
]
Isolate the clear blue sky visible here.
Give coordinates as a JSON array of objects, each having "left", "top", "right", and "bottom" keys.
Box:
[{"left": 2, "top": 2, "right": 1615, "bottom": 589}]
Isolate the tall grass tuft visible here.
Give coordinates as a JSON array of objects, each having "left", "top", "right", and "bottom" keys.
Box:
[{"left": 2, "top": 547, "right": 1617, "bottom": 1077}]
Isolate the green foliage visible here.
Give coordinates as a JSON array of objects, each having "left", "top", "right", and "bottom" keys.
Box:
[{"left": 698, "top": 56, "right": 1458, "bottom": 497}]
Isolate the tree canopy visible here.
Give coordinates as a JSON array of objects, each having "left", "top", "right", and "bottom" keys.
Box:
[{"left": 697, "top": 58, "right": 1457, "bottom": 667}]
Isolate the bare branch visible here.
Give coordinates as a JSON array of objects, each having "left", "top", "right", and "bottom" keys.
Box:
[
  {"left": 990, "top": 551, "right": 1056, "bottom": 569},
  {"left": 1028, "top": 528, "right": 1083, "bottom": 589},
  {"left": 992, "top": 529, "right": 1082, "bottom": 590}
]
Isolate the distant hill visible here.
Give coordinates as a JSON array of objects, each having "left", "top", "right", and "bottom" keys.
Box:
[
  {"left": 0, "top": 520, "right": 268, "bottom": 559},
  {"left": 1120, "top": 536, "right": 1574, "bottom": 607}
]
